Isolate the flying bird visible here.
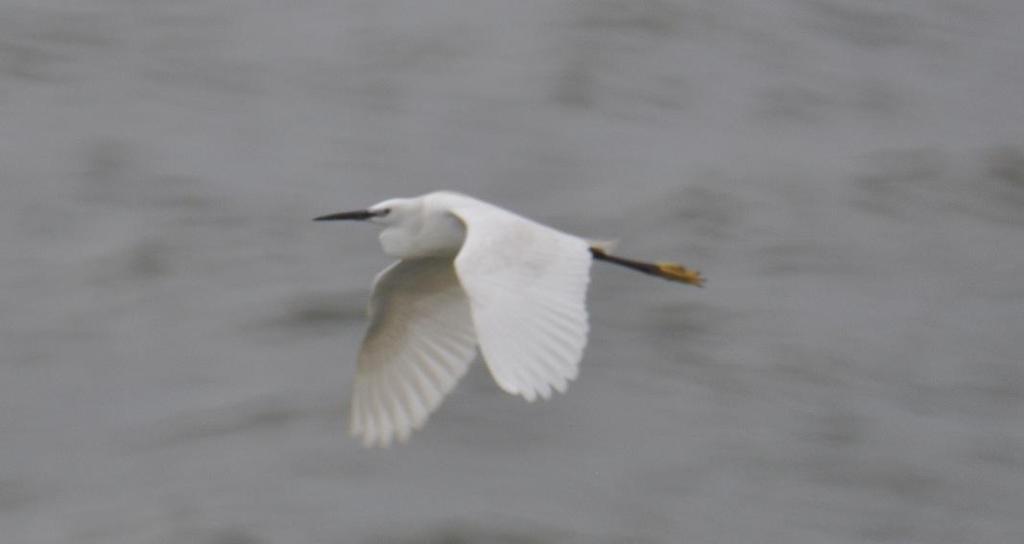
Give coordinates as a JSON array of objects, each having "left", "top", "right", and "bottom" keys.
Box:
[{"left": 315, "top": 191, "right": 703, "bottom": 447}]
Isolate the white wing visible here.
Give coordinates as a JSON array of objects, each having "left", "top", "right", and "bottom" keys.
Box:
[
  {"left": 350, "top": 257, "right": 477, "bottom": 447},
  {"left": 450, "top": 202, "right": 592, "bottom": 401}
]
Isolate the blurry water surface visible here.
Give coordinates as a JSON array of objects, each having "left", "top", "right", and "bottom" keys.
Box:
[{"left": 2, "top": 1, "right": 1023, "bottom": 542}]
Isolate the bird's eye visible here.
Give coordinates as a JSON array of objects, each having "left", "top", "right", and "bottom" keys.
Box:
[{"left": 378, "top": 208, "right": 391, "bottom": 217}]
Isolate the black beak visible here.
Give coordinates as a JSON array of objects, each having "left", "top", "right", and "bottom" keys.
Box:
[{"left": 314, "top": 209, "right": 380, "bottom": 221}]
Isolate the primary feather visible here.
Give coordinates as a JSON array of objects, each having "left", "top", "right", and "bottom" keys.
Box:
[
  {"left": 449, "top": 199, "right": 591, "bottom": 401},
  {"left": 351, "top": 257, "right": 477, "bottom": 447}
]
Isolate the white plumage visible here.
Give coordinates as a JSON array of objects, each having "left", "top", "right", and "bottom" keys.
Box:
[
  {"left": 315, "top": 191, "right": 702, "bottom": 447},
  {"left": 350, "top": 257, "right": 478, "bottom": 446}
]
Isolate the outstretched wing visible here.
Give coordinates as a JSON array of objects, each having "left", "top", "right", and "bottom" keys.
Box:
[
  {"left": 351, "top": 257, "right": 477, "bottom": 447},
  {"left": 450, "top": 202, "right": 592, "bottom": 401}
]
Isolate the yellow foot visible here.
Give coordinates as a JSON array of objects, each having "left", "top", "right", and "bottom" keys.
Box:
[{"left": 655, "top": 262, "right": 706, "bottom": 287}]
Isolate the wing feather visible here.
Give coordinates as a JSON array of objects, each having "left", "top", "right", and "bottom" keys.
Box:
[
  {"left": 449, "top": 201, "right": 592, "bottom": 401},
  {"left": 350, "top": 258, "right": 476, "bottom": 447}
]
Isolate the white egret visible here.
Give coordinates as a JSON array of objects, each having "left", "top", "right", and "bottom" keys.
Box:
[{"left": 315, "top": 191, "right": 703, "bottom": 447}]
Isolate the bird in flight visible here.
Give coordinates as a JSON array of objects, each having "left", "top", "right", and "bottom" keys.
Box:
[{"left": 315, "top": 191, "right": 703, "bottom": 447}]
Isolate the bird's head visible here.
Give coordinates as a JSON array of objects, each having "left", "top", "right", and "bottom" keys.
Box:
[
  {"left": 314, "top": 197, "right": 420, "bottom": 227},
  {"left": 315, "top": 195, "right": 464, "bottom": 258}
]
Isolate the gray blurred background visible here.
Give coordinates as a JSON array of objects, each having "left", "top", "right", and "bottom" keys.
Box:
[{"left": 2, "top": 1, "right": 1023, "bottom": 542}]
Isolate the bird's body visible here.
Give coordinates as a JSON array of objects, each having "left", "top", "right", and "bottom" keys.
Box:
[{"left": 315, "top": 191, "right": 702, "bottom": 447}]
